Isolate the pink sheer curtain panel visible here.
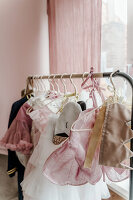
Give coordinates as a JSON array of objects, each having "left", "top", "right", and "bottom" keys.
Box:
[{"left": 47, "top": 0, "right": 102, "bottom": 75}]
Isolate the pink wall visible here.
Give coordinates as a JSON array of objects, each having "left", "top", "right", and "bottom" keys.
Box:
[{"left": 0, "top": 0, "right": 49, "bottom": 154}]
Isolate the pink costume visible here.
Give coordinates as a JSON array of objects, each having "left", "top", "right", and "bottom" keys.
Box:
[
  {"left": 0, "top": 103, "right": 33, "bottom": 155},
  {"left": 99, "top": 103, "right": 133, "bottom": 169},
  {"left": 22, "top": 110, "right": 110, "bottom": 200},
  {"left": 24, "top": 105, "right": 57, "bottom": 178},
  {"left": 43, "top": 106, "right": 129, "bottom": 186}
]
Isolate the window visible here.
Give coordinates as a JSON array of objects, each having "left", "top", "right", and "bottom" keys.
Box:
[{"left": 101, "top": 0, "right": 127, "bottom": 73}]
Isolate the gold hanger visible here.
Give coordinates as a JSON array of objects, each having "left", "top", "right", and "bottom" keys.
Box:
[
  {"left": 57, "top": 73, "right": 79, "bottom": 113},
  {"left": 24, "top": 77, "right": 34, "bottom": 99},
  {"left": 64, "top": 73, "right": 78, "bottom": 99}
]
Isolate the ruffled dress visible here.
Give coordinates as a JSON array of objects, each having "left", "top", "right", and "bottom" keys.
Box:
[
  {"left": 0, "top": 103, "right": 33, "bottom": 155},
  {"left": 23, "top": 98, "right": 64, "bottom": 177},
  {"left": 43, "top": 107, "right": 129, "bottom": 186},
  {"left": 22, "top": 111, "right": 110, "bottom": 200}
]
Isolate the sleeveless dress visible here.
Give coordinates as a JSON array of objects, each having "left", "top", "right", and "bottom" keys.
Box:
[
  {"left": 43, "top": 106, "right": 129, "bottom": 186},
  {"left": 22, "top": 111, "right": 110, "bottom": 200}
]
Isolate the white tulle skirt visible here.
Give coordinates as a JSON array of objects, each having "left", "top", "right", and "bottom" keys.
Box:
[{"left": 22, "top": 167, "right": 110, "bottom": 200}]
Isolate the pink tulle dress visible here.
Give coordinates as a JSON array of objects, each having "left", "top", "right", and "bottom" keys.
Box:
[
  {"left": 0, "top": 103, "right": 33, "bottom": 155},
  {"left": 24, "top": 103, "right": 60, "bottom": 178},
  {"left": 43, "top": 106, "right": 129, "bottom": 186},
  {"left": 22, "top": 113, "right": 110, "bottom": 200}
]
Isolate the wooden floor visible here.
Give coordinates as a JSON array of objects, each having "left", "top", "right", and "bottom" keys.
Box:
[{"left": 104, "top": 190, "right": 125, "bottom": 200}]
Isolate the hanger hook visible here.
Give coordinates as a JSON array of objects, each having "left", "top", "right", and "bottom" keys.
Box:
[
  {"left": 41, "top": 76, "right": 46, "bottom": 92},
  {"left": 35, "top": 76, "right": 39, "bottom": 91},
  {"left": 53, "top": 74, "right": 60, "bottom": 94},
  {"left": 29, "top": 77, "right": 34, "bottom": 91},
  {"left": 61, "top": 73, "right": 67, "bottom": 95},
  {"left": 82, "top": 72, "right": 91, "bottom": 91},
  {"left": 56, "top": 75, "right": 61, "bottom": 94},
  {"left": 82, "top": 72, "right": 87, "bottom": 82},
  {"left": 37, "top": 76, "right": 40, "bottom": 91},
  {"left": 38, "top": 76, "right": 42, "bottom": 91},
  {"left": 32, "top": 76, "right": 36, "bottom": 92},
  {"left": 38, "top": 76, "right": 45, "bottom": 92},
  {"left": 110, "top": 70, "right": 119, "bottom": 96},
  {"left": 48, "top": 74, "right": 55, "bottom": 91},
  {"left": 70, "top": 73, "right": 77, "bottom": 96}
]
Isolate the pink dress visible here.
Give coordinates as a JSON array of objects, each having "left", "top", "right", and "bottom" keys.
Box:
[
  {"left": 22, "top": 114, "right": 110, "bottom": 200},
  {"left": 43, "top": 107, "right": 129, "bottom": 186},
  {"left": 0, "top": 103, "right": 33, "bottom": 155},
  {"left": 24, "top": 105, "right": 58, "bottom": 178}
]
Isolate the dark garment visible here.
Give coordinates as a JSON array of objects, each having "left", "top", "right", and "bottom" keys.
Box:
[
  {"left": 77, "top": 101, "right": 86, "bottom": 111},
  {"left": 7, "top": 96, "right": 28, "bottom": 200}
]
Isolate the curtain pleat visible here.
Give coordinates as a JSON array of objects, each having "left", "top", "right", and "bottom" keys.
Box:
[{"left": 48, "top": 0, "right": 102, "bottom": 74}]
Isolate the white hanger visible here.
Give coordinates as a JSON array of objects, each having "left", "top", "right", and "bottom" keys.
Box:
[
  {"left": 69, "top": 73, "right": 78, "bottom": 98},
  {"left": 48, "top": 74, "right": 55, "bottom": 92},
  {"left": 61, "top": 73, "right": 67, "bottom": 95},
  {"left": 53, "top": 74, "right": 61, "bottom": 94}
]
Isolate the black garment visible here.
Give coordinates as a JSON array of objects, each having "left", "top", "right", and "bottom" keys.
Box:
[
  {"left": 77, "top": 101, "right": 86, "bottom": 111},
  {"left": 7, "top": 96, "right": 28, "bottom": 200}
]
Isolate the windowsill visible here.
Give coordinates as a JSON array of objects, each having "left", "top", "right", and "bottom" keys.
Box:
[{"left": 108, "top": 179, "right": 129, "bottom": 200}]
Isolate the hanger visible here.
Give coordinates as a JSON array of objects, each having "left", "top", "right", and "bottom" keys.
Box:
[
  {"left": 37, "top": 74, "right": 61, "bottom": 106},
  {"left": 25, "top": 77, "right": 34, "bottom": 99},
  {"left": 82, "top": 72, "right": 91, "bottom": 92},
  {"left": 37, "top": 76, "right": 43, "bottom": 92},
  {"left": 56, "top": 74, "right": 79, "bottom": 114},
  {"left": 53, "top": 74, "right": 61, "bottom": 95},
  {"left": 81, "top": 68, "right": 99, "bottom": 108},
  {"left": 61, "top": 73, "right": 67, "bottom": 95},
  {"left": 40, "top": 76, "right": 46, "bottom": 92},
  {"left": 21, "top": 89, "right": 26, "bottom": 98},
  {"left": 64, "top": 73, "right": 79, "bottom": 99},
  {"left": 26, "top": 74, "right": 61, "bottom": 114},
  {"left": 81, "top": 68, "right": 106, "bottom": 108},
  {"left": 106, "top": 70, "right": 119, "bottom": 104},
  {"left": 33, "top": 76, "right": 42, "bottom": 96},
  {"left": 48, "top": 74, "right": 55, "bottom": 92}
]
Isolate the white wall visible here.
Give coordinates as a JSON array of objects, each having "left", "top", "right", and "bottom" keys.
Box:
[
  {"left": 0, "top": 0, "right": 49, "bottom": 154},
  {"left": 127, "top": 0, "right": 133, "bottom": 63}
]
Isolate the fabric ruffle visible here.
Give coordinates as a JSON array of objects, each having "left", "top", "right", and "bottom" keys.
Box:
[
  {"left": 0, "top": 103, "right": 33, "bottom": 155},
  {"left": 24, "top": 114, "right": 58, "bottom": 178},
  {"left": 22, "top": 115, "right": 110, "bottom": 200},
  {"left": 28, "top": 106, "right": 54, "bottom": 134},
  {"left": 43, "top": 107, "right": 129, "bottom": 185}
]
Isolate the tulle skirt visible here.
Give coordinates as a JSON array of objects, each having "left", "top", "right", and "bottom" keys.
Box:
[{"left": 22, "top": 165, "right": 110, "bottom": 200}]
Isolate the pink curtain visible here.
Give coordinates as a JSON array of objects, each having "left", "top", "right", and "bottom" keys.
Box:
[{"left": 48, "top": 0, "right": 102, "bottom": 74}]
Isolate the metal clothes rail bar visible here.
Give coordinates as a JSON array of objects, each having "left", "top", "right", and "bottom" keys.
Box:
[
  {"left": 28, "top": 71, "right": 133, "bottom": 200},
  {"left": 28, "top": 73, "right": 103, "bottom": 79}
]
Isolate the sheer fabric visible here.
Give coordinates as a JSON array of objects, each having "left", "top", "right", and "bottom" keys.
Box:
[
  {"left": 43, "top": 107, "right": 129, "bottom": 186},
  {"left": 0, "top": 103, "right": 33, "bottom": 155},
  {"left": 48, "top": 0, "right": 102, "bottom": 74}
]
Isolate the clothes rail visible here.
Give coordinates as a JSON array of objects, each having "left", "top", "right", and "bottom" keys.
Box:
[
  {"left": 28, "top": 73, "right": 103, "bottom": 79},
  {"left": 28, "top": 71, "right": 133, "bottom": 200}
]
